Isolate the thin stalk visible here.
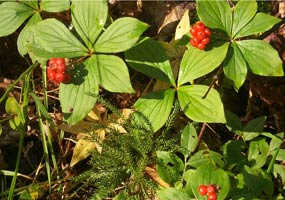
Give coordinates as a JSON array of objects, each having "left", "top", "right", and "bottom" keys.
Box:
[
  {"left": 8, "top": 67, "right": 33, "bottom": 199},
  {"left": 40, "top": 66, "right": 59, "bottom": 179},
  {"left": 7, "top": 127, "right": 25, "bottom": 200},
  {"left": 0, "top": 62, "right": 39, "bottom": 104}
]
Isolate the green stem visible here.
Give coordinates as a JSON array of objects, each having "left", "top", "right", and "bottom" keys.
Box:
[
  {"left": 0, "top": 62, "right": 39, "bottom": 104},
  {"left": 7, "top": 127, "right": 25, "bottom": 200}
]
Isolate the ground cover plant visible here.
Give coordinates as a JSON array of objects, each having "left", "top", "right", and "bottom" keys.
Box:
[{"left": 0, "top": 0, "right": 284, "bottom": 199}]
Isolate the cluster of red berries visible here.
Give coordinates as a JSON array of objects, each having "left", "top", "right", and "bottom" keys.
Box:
[
  {"left": 47, "top": 58, "right": 71, "bottom": 84},
  {"left": 190, "top": 21, "right": 211, "bottom": 50},
  {"left": 198, "top": 184, "right": 218, "bottom": 200}
]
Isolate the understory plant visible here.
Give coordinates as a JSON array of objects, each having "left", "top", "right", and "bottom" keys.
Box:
[{"left": 0, "top": 0, "right": 284, "bottom": 199}]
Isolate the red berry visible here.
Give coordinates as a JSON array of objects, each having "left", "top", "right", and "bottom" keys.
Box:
[
  {"left": 55, "top": 72, "right": 65, "bottom": 83},
  {"left": 55, "top": 58, "right": 65, "bottom": 66},
  {"left": 201, "top": 37, "right": 210, "bottom": 45},
  {"left": 196, "top": 31, "right": 206, "bottom": 40},
  {"left": 197, "top": 43, "right": 206, "bottom": 50},
  {"left": 195, "top": 21, "right": 206, "bottom": 31},
  {"left": 207, "top": 185, "right": 216, "bottom": 194},
  {"left": 204, "top": 28, "right": 211, "bottom": 36},
  {"left": 48, "top": 58, "right": 57, "bottom": 67},
  {"left": 198, "top": 185, "right": 207, "bottom": 196},
  {"left": 56, "top": 64, "right": 66, "bottom": 73},
  {"left": 208, "top": 193, "right": 217, "bottom": 200},
  {"left": 190, "top": 28, "right": 198, "bottom": 37},
  {"left": 47, "top": 68, "right": 56, "bottom": 81}
]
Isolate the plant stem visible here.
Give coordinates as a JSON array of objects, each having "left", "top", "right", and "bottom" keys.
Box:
[{"left": 7, "top": 127, "right": 25, "bottom": 200}]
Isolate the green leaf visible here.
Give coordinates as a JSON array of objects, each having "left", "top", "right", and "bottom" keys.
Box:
[
  {"left": 125, "top": 37, "right": 175, "bottom": 86},
  {"left": 242, "top": 166, "right": 274, "bottom": 196},
  {"left": 232, "top": 0, "right": 257, "bottom": 37},
  {"left": 181, "top": 123, "right": 198, "bottom": 154},
  {"left": 156, "top": 151, "right": 184, "bottom": 184},
  {"left": 31, "top": 18, "right": 88, "bottom": 58},
  {"left": 17, "top": 12, "right": 42, "bottom": 56},
  {"left": 243, "top": 115, "right": 266, "bottom": 141},
  {"left": 190, "top": 163, "right": 230, "bottom": 200},
  {"left": 95, "top": 17, "right": 149, "bottom": 53},
  {"left": 40, "top": 0, "right": 70, "bottom": 13},
  {"left": 94, "top": 54, "right": 134, "bottom": 93},
  {"left": 222, "top": 140, "right": 247, "bottom": 168},
  {"left": 196, "top": 0, "right": 232, "bottom": 36},
  {"left": 225, "top": 110, "right": 243, "bottom": 133},
  {"left": 223, "top": 42, "right": 247, "bottom": 91},
  {"left": 157, "top": 188, "right": 190, "bottom": 200},
  {"left": 235, "top": 13, "right": 281, "bottom": 38},
  {"left": 5, "top": 97, "right": 25, "bottom": 130},
  {"left": 178, "top": 85, "right": 225, "bottom": 123},
  {"left": 134, "top": 89, "right": 175, "bottom": 132},
  {"left": 59, "top": 59, "right": 99, "bottom": 125},
  {"left": 19, "top": 1, "right": 39, "bottom": 9},
  {"left": 71, "top": 0, "right": 107, "bottom": 48},
  {"left": 0, "top": 2, "right": 35, "bottom": 37},
  {"left": 248, "top": 138, "right": 269, "bottom": 169},
  {"left": 178, "top": 42, "right": 229, "bottom": 86},
  {"left": 187, "top": 150, "right": 225, "bottom": 169},
  {"left": 237, "top": 40, "right": 283, "bottom": 76}
]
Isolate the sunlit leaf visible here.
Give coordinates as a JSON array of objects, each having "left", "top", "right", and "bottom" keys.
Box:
[
  {"left": 235, "top": 13, "right": 281, "bottom": 39},
  {"left": 134, "top": 89, "right": 175, "bottom": 131},
  {"left": 196, "top": 0, "right": 232, "bottom": 36},
  {"left": 31, "top": 18, "right": 88, "bottom": 58},
  {"left": 175, "top": 10, "right": 190, "bottom": 40},
  {"left": 59, "top": 59, "right": 99, "bottom": 125},
  {"left": 0, "top": 2, "right": 35, "bottom": 37},
  {"left": 223, "top": 42, "right": 247, "bottom": 91},
  {"left": 71, "top": 0, "right": 107, "bottom": 48},
  {"left": 125, "top": 37, "right": 176, "bottom": 86},
  {"left": 181, "top": 123, "right": 198, "bottom": 154},
  {"left": 178, "top": 42, "right": 229, "bottom": 86},
  {"left": 70, "top": 139, "right": 98, "bottom": 167},
  {"left": 94, "top": 55, "right": 134, "bottom": 93},
  {"left": 157, "top": 188, "right": 190, "bottom": 200},
  {"left": 232, "top": 0, "right": 257, "bottom": 37},
  {"left": 237, "top": 40, "right": 283, "bottom": 76},
  {"left": 178, "top": 85, "right": 225, "bottom": 123},
  {"left": 40, "top": 0, "right": 70, "bottom": 13},
  {"left": 95, "top": 17, "right": 149, "bottom": 53},
  {"left": 248, "top": 138, "right": 269, "bottom": 169},
  {"left": 17, "top": 13, "right": 42, "bottom": 56}
]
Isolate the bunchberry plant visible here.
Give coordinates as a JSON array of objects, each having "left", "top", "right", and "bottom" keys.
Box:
[{"left": 125, "top": 0, "right": 283, "bottom": 131}]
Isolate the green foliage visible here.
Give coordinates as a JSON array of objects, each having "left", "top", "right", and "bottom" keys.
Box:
[
  {"left": 197, "top": 0, "right": 283, "bottom": 90},
  {"left": 157, "top": 121, "right": 285, "bottom": 200}
]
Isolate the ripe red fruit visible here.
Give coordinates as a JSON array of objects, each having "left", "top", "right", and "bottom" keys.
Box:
[
  {"left": 197, "top": 43, "right": 206, "bottom": 50},
  {"left": 195, "top": 21, "right": 206, "bottom": 31},
  {"left": 201, "top": 37, "right": 210, "bottom": 45},
  {"left": 55, "top": 72, "right": 65, "bottom": 83},
  {"left": 208, "top": 193, "right": 217, "bottom": 200},
  {"left": 207, "top": 185, "right": 216, "bottom": 194},
  {"left": 55, "top": 58, "right": 65, "bottom": 66},
  {"left": 198, "top": 185, "right": 207, "bottom": 196},
  {"left": 204, "top": 28, "right": 211, "bottom": 36},
  {"left": 190, "top": 28, "right": 198, "bottom": 37},
  {"left": 56, "top": 64, "right": 66, "bottom": 73},
  {"left": 47, "top": 68, "right": 56, "bottom": 81},
  {"left": 196, "top": 31, "right": 206, "bottom": 40}
]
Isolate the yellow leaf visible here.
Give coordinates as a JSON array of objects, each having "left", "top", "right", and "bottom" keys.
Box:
[
  {"left": 70, "top": 139, "right": 99, "bottom": 167},
  {"left": 174, "top": 10, "right": 190, "bottom": 40}
]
